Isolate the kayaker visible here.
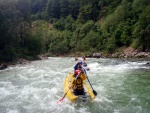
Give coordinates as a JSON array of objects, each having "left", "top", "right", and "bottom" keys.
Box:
[
  {"left": 74, "top": 59, "right": 89, "bottom": 76},
  {"left": 75, "top": 55, "right": 78, "bottom": 61},
  {"left": 74, "top": 60, "right": 82, "bottom": 73},
  {"left": 82, "top": 56, "right": 90, "bottom": 71},
  {"left": 82, "top": 56, "right": 87, "bottom": 67},
  {"left": 82, "top": 56, "right": 86, "bottom": 61},
  {"left": 71, "top": 70, "right": 87, "bottom": 95}
]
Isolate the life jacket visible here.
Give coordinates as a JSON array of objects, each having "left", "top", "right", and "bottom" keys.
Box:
[{"left": 73, "top": 77, "right": 83, "bottom": 90}]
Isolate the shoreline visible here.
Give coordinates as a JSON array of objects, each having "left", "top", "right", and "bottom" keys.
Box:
[{"left": 1, "top": 50, "right": 150, "bottom": 70}]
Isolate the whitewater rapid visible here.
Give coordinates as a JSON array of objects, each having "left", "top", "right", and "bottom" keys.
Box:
[{"left": 0, "top": 57, "right": 150, "bottom": 113}]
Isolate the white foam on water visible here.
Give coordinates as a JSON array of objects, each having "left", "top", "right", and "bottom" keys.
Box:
[
  {"left": 6, "top": 109, "right": 19, "bottom": 113},
  {"left": 113, "top": 109, "right": 120, "bottom": 113},
  {"left": 17, "top": 74, "right": 29, "bottom": 80},
  {"left": 0, "top": 87, "right": 11, "bottom": 99},
  {"left": 0, "top": 58, "right": 149, "bottom": 113}
]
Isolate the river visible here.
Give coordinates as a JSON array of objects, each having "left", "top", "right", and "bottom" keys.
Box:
[{"left": 0, "top": 57, "right": 150, "bottom": 113}]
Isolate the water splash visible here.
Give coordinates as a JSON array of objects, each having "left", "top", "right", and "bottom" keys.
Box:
[{"left": 0, "top": 58, "right": 150, "bottom": 113}]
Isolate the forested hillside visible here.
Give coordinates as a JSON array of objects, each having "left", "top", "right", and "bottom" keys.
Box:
[{"left": 0, "top": 0, "right": 150, "bottom": 61}]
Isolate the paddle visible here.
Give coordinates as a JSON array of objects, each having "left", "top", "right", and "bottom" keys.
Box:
[
  {"left": 57, "top": 90, "right": 68, "bottom": 102},
  {"left": 83, "top": 68, "right": 97, "bottom": 96},
  {"left": 57, "top": 72, "right": 81, "bottom": 103}
]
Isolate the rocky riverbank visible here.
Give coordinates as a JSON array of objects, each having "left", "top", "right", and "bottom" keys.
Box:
[
  {"left": 1, "top": 47, "right": 150, "bottom": 70},
  {"left": 0, "top": 58, "right": 31, "bottom": 70},
  {"left": 90, "top": 47, "right": 150, "bottom": 59}
]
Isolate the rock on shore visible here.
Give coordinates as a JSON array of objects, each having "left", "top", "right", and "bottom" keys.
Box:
[{"left": 91, "top": 47, "right": 150, "bottom": 58}]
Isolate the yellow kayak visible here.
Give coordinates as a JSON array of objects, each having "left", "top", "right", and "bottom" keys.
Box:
[{"left": 63, "top": 73, "right": 95, "bottom": 102}]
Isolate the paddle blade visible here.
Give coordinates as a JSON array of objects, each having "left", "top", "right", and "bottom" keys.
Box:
[
  {"left": 57, "top": 97, "right": 64, "bottom": 103},
  {"left": 57, "top": 99, "right": 63, "bottom": 103},
  {"left": 93, "top": 90, "right": 97, "bottom": 96},
  {"left": 59, "top": 98, "right": 64, "bottom": 102}
]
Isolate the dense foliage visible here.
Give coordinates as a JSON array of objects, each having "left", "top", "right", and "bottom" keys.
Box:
[{"left": 0, "top": 0, "right": 150, "bottom": 61}]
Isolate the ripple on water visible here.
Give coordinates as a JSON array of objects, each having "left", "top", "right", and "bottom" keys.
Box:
[{"left": 0, "top": 58, "right": 150, "bottom": 113}]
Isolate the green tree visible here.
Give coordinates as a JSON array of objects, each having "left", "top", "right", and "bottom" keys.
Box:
[
  {"left": 46, "top": 0, "right": 60, "bottom": 18},
  {"left": 53, "top": 18, "right": 65, "bottom": 31},
  {"left": 0, "top": 0, "right": 19, "bottom": 61},
  {"left": 82, "top": 30, "right": 101, "bottom": 51},
  {"left": 60, "top": 0, "right": 69, "bottom": 17},
  {"left": 29, "top": 0, "right": 48, "bottom": 19},
  {"left": 48, "top": 31, "right": 71, "bottom": 54},
  {"left": 65, "top": 15, "right": 76, "bottom": 31},
  {"left": 133, "top": 5, "right": 150, "bottom": 50},
  {"left": 68, "top": 0, "right": 79, "bottom": 19}
]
